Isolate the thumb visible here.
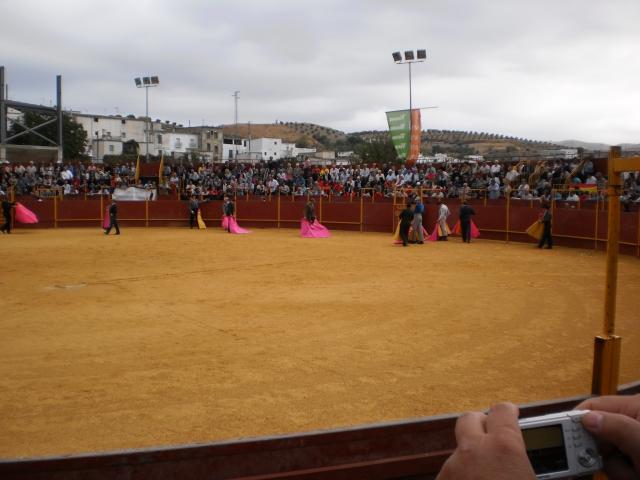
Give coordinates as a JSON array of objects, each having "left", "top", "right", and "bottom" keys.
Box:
[{"left": 583, "top": 411, "right": 640, "bottom": 465}]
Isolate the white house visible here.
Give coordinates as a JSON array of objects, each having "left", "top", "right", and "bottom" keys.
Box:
[
  {"left": 221, "top": 137, "right": 316, "bottom": 163},
  {"left": 248, "top": 138, "right": 285, "bottom": 161},
  {"left": 158, "top": 132, "right": 199, "bottom": 156},
  {"left": 73, "top": 113, "right": 154, "bottom": 161},
  {"left": 222, "top": 138, "right": 249, "bottom": 160}
]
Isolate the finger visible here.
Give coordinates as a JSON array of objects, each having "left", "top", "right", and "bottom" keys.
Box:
[
  {"left": 486, "top": 402, "right": 521, "bottom": 435},
  {"left": 582, "top": 410, "right": 640, "bottom": 462},
  {"left": 455, "top": 412, "right": 486, "bottom": 449},
  {"left": 576, "top": 394, "right": 640, "bottom": 418}
]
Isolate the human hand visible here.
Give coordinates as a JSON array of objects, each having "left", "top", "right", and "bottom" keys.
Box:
[
  {"left": 576, "top": 394, "right": 640, "bottom": 479},
  {"left": 436, "top": 403, "right": 536, "bottom": 480}
]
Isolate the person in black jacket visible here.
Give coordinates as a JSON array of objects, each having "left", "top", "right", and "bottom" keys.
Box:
[
  {"left": 189, "top": 196, "right": 199, "bottom": 229},
  {"left": 304, "top": 201, "right": 316, "bottom": 223},
  {"left": 537, "top": 203, "right": 553, "bottom": 249},
  {"left": 104, "top": 200, "right": 120, "bottom": 235},
  {"left": 459, "top": 200, "right": 476, "bottom": 243},
  {"left": 1, "top": 193, "right": 16, "bottom": 234},
  {"left": 398, "top": 202, "right": 414, "bottom": 247},
  {"left": 223, "top": 196, "right": 235, "bottom": 233}
]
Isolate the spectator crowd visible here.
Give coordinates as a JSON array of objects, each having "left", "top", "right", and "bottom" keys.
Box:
[{"left": 2, "top": 157, "right": 640, "bottom": 205}]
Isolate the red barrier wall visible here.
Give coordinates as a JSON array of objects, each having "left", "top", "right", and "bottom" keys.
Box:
[{"left": 11, "top": 196, "right": 640, "bottom": 255}]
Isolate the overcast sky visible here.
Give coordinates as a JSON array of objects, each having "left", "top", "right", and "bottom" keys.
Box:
[{"left": 1, "top": 0, "right": 639, "bottom": 144}]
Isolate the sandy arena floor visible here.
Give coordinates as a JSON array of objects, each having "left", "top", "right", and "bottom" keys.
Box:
[{"left": 0, "top": 227, "right": 639, "bottom": 458}]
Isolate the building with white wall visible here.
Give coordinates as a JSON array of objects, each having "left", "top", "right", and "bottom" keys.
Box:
[
  {"left": 223, "top": 138, "right": 249, "bottom": 160},
  {"left": 73, "top": 113, "right": 152, "bottom": 162},
  {"left": 234, "top": 137, "right": 317, "bottom": 163},
  {"left": 73, "top": 114, "right": 224, "bottom": 162},
  {"left": 158, "top": 132, "right": 199, "bottom": 157}
]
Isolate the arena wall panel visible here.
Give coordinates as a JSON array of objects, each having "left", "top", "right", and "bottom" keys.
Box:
[
  {"left": 362, "top": 203, "right": 394, "bottom": 233},
  {"left": 597, "top": 210, "right": 608, "bottom": 241},
  {"left": 321, "top": 203, "right": 361, "bottom": 228},
  {"left": 279, "top": 199, "right": 304, "bottom": 226},
  {"left": 472, "top": 206, "right": 506, "bottom": 232},
  {"left": 116, "top": 202, "right": 147, "bottom": 225},
  {"left": 10, "top": 197, "right": 640, "bottom": 255},
  {"left": 237, "top": 199, "right": 278, "bottom": 224},
  {"left": 553, "top": 208, "right": 596, "bottom": 239},
  {"left": 58, "top": 199, "right": 102, "bottom": 221},
  {"left": 508, "top": 204, "right": 539, "bottom": 233},
  {"left": 148, "top": 200, "right": 190, "bottom": 223},
  {"left": 620, "top": 211, "right": 640, "bottom": 245}
]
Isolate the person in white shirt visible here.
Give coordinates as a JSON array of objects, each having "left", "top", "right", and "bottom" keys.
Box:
[
  {"left": 437, "top": 199, "right": 451, "bottom": 241},
  {"left": 517, "top": 180, "right": 530, "bottom": 199},
  {"left": 267, "top": 177, "right": 279, "bottom": 194},
  {"left": 566, "top": 190, "right": 580, "bottom": 202}
]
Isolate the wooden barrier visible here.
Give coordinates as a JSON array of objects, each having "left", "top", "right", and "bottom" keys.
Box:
[
  {"left": 1, "top": 381, "right": 638, "bottom": 480},
  {"left": 12, "top": 196, "right": 640, "bottom": 255}
]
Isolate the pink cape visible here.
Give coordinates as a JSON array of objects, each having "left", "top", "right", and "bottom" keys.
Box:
[
  {"left": 451, "top": 220, "right": 481, "bottom": 238},
  {"left": 15, "top": 203, "right": 38, "bottom": 224},
  {"left": 427, "top": 222, "right": 451, "bottom": 242},
  {"left": 301, "top": 218, "right": 330, "bottom": 238},
  {"left": 223, "top": 215, "right": 249, "bottom": 234},
  {"left": 103, "top": 207, "right": 110, "bottom": 229}
]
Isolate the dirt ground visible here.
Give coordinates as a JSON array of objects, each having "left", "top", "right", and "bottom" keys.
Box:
[{"left": 1, "top": 227, "right": 639, "bottom": 459}]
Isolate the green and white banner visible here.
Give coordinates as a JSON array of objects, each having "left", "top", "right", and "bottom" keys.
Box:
[
  {"left": 386, "top": 109, "right": 421, "bottom": 164},
  {"left": 386, "top": 110, "right": 411, "bottom": 160}
]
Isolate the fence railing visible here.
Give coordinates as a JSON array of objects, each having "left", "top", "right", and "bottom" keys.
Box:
[
  {"left": 1, "top": 380, "right": 638, "bottom": 480},
  {"left": 12, "top": 194, "right": 640, "bottom": 256}
]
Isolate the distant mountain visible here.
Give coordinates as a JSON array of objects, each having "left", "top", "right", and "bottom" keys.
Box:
[
  {"left": 224, "top": 121, "right": 597, "bottom": 157},
  {"left": 555, "top": 140, "right": 610, "bottom": 151},
  {"left": 556, "top": 140, "right": 640, "bottom": 151}
]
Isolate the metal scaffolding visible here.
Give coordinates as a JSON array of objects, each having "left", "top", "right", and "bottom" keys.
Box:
[{"left": 0, "top": 66, "right": 63, "bottom": 164}]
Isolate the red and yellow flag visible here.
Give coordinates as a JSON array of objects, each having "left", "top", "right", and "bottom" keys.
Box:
[{"left": 408, "top": 109, "right": 421, "bottom": 166}]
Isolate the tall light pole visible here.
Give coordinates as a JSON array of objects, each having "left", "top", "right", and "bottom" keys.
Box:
[
  {"left": 232, "top": 90, "right": 240, "bottom": 160},
  {"left": 392, "top": 50, "right": 426, "bottom": 162},
  {"left": 134, "top": 76, "right": 159, "bottom": 162}
]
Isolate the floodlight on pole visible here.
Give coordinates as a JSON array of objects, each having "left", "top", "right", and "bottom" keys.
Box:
[
  {"left": 232, "top": 91, "right": 240, "bottom": 160},
  {"left": 392, "top": 49, "right": 426, "bottom": 162},
  {"left": 134, "top": 75, "right": 160, "bottom": 163}
]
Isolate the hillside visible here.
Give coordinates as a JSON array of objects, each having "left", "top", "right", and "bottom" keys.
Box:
[
  {"left": 223, "top": 122, "right": 568, "bottom": 157},
  {"left": 557, "top": 140, "right": 640, "bottom": 151},
  {"left": 222, "top": 123, "right": 317, "bottom": 145}
]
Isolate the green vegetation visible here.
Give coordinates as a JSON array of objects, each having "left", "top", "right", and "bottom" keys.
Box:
[{"left": 7, "top": 112, "right": 88, "bottom": 160}]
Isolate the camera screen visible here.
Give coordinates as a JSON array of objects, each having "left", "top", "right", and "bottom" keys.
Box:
[{"left": 522, "top": 425, "right": 569, "bottom": 474}]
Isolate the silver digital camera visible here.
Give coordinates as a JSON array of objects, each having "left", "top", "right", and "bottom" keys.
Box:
[{"left": 519, "top": 410, "right": 602, "bottom": 479}]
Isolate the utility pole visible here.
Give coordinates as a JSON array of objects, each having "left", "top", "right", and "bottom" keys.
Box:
[
  {"left": 134, "top": 76, "right": 159, "bottom": 163},
  {"left": 0, "top": 67, "right": 6, "bottom": 165},
  {"left": 232, "top": 91, "right": 240, "bottom": 160}
]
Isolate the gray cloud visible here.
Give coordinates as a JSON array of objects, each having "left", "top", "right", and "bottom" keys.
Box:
[{"left": 1, "top": 0, "right": 639, "bottom": 144}]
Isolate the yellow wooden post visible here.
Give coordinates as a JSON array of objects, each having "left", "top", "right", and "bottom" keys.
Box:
[
  {"left": 392, "top": 188, "right": 397, "bottom": 233},
  {"left": 594, "top": 195, "right": 599, "bottom": 250},
  {"left": 637, "top": 205, "right": 640, "bottom": 257},
  {"left": 592, "top": 146, "right": 622, "bottom": 395},
  {"left": 505, "top": 195, "right": 510, "bottom": 243},
  {"left": 604, "top": 146, "right": 622, "bottom": 338}
]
